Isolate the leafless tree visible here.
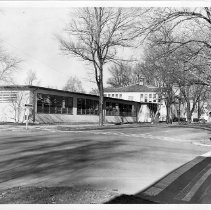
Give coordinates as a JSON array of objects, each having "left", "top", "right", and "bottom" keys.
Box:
[
  {"left": 107, "top": 62, "right": 132, "bottom": 88},
  {"left": 142, "top": 26, "right": 183, "bottom": 123},
  {"left": 0, "top": 47, "right": 20, "bottom": 85},
  {"left": 142, "top": 22, "right": 210, "bottom": 123},
  {"left": 58, "top": 7, "right": 138, "bottom": 126},
  {"left": 24, "top": 70, "right": 41, "bottom": 86},
  {"left": 132, "top": 62, "right": 158, "bottom": 86},
  {"left": 89, "top": 88, "right": 99, "bottom": 96},
  {"left": 63, "top": 76, "right": 85, "bottom": 93},
  {"left": 138, "top": 7, "right": 211, "bottom": 84},
  {"left": 106, "top": 62, "right": 157, "bottom": 88},
  {"left": 9, "top": 91, "right": 26, "bottom": 123}
]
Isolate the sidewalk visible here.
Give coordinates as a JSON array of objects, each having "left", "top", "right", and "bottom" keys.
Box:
[
  {"left": 136, "top": 155, "right": 211, "bottom": 204},
  {"left": 1, "top": 122, "right": 211, "bottom": 133},
  {"left": 108, "top": 152, "right": 211, "bottom": 204},
  {"left": 0, "top": 122, "right": 160, "bottom": 132},
  {"left": 171, "top": 122, "right": 211, "bottom": 131}
]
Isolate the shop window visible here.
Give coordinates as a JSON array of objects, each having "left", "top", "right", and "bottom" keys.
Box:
[
  {"left": 153, "top": 94, "right": 157, "bottom": 103},
  {"left": 37, "top": 93, "right": 73, "bottom": 114},
  {"left": 144, "top": 94, "right": 148, "bottom": 102},
  {"left": 106, "top": 102, "right": 135, "bottom": 117},
  {"left": 105, "top": 102, "right": 118, "bottom": 116},
  {"left": 77, "top": 98, "right": 98, "bottom": 115},
  {"left": 140, "top": 93, "right": 144, "bottom": 102}
]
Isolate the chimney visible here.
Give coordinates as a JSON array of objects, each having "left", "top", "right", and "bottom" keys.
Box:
[{"left": 139, "top": 77, "right": 145, "bottom": 86}]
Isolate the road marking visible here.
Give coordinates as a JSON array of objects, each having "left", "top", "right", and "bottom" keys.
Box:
[{"left": 62, "top": 130, "right": 190, "bottom": 142}]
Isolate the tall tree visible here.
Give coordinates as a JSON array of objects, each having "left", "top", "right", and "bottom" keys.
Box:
[
  {"left": 142, "top": 22, "right": 210, "bottom": 123},
  {"left": 58, "top": 7, "right": 137, "bottom": 126},
  {"left": 143, "top": 25, "right": 183, "bottom": 123},
  {"left": 63, "top": 76, "right": 85, "bottom": 93},
  {"left": 138, "top": 7, "right": 211, "bottom": 85}
]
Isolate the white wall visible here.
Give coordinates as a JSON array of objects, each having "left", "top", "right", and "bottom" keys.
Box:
[
  {"left": 105, "top": 92, "right": 158, "bottom": 103},
  {"left": 0, "top": 90, "right": 31, "bottom": 123}
]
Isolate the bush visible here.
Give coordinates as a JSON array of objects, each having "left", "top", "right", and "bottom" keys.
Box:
[
  {"left": 172, "top": 117, "right": 186, "bottom": 122},
  {"left": 193, "top": 118, "right": 199, "bottom": 122}
]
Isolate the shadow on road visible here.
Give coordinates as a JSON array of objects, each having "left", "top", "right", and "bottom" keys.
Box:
[
  {"left": 105, "top": 194, "right": 157, "bottom": 204},
  {"left": 0, "top": 134, "right": 139, "bottom": 189}
]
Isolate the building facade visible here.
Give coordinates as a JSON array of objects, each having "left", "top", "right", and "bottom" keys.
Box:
[
  {"left": 0, "top": 85, "right": 145, "bottom": 124},
  {"left": 104, "top": 84, "right": 159, "bottom": 103},
  {"left": 104, "top": 84, "right": 165, "bottom": 122}
]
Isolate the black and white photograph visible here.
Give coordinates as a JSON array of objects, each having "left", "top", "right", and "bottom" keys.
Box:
[{"left": 0, "top": 0, "right": 211, "bottom": 207}]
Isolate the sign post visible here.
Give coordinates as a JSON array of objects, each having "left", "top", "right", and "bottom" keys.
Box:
[{"left": 25, "top": 104, "right": 33, "bottom": 130}]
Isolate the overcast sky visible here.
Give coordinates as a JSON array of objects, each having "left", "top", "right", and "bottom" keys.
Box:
[
  {"left": 0, "top": 1, "right": 209, "bottom": 92},
  {"left": 0, "top": 7, "right": 102, "bottom": 91}
]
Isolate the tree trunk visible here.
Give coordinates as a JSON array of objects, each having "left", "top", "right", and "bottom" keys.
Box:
[
  {"left": 178, "top": 99, "right": 181, "bottom": 123},
  {"left": 198, "top": 100, "right": 201, "bottom": 120},
  {"left": 166, "top": 100, "right": 171, "bottom": 124},
  {"left": 186, "top": 101, "right": 192, "bottom": 123},
  {"left": 98, "top": 69, "right": 104, "bottom": 127},
  {"left": 99, "top": 91, "right": 104, "bottom": 126}
]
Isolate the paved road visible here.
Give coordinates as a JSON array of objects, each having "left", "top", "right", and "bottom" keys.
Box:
[{"left": 0, "top": 125, "right": 211, "bottom": 203}]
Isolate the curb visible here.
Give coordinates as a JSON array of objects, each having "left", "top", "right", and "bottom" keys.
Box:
[
  {"left": 169, "top": 124, "right": 211, "bottom": 131},
  {"left": 56, "top": 123, "right": 160, "bottom": 132}
]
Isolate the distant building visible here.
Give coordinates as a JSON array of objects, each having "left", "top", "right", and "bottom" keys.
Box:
[
  {"left": 104, "top": 84, "right": 159, "bottom": 103},
  {"left": 104, "top": 80, "right": 164, "bottom": 122}
]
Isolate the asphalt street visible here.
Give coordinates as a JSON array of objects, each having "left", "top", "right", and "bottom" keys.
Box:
[{"left": 0, "top": 125, "right": 211, "bottom": 203}]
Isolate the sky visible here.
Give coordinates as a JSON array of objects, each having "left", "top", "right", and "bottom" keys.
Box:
[
  {"left": 0, "top": 4, "right": 144, "bottom": 92},
  {"left": 0, "top": 7, "right": 100, "bottom": 91},
  {"left": 0, "top": 1, "right": 209, "bottom": 92}
]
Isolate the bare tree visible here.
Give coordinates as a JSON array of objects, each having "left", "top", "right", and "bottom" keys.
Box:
[
  {"left": 132, "top": 62, "right": 158, "bottom": 86},
  {"left": 24, "top": 70, "right": 41, "bottom": 86},
  {"left": 0, "top": 47, "right": 19, "bottom": 85},
  {"left": 9, "top": 92, "right": 25, "bottom": 122},
  {"left": 142, "top": 22, "right": 211, "bottom": 123},
  {"left": 89, "top": 88, "right": 99, "bottom": 96},
  {"left": 142, "top": 26, "right": 183, "bottom": 123},
  {"left": 107, "top": 62, "right": 132, "bottom": 88},
  {"left": 58, "top": 7, "right": 137, "bottom": 126},
  {"left": 138, "top": 7, "right": 211, "bottom": 84},
  {"left": 63, "top": 76, "right": 85, "bottom": 93},
  {"left": 106, "top": 62, "right": 158, "bottom": 88}
]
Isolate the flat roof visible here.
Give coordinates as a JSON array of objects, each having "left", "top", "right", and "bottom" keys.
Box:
[
  {"left": 104, "top": 84, "right": 159, "bottom": 93},
  {"left": 0, "top": 85, "right": 144, "bottom": 104}
]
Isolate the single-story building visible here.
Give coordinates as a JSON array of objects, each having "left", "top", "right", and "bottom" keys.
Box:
[{"left": 0, "top": 85, "right": 158, "bottom": 124}]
